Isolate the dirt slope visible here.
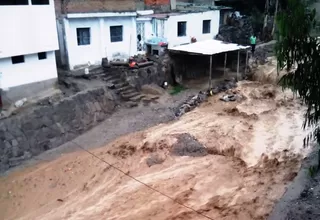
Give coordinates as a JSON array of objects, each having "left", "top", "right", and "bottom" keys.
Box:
[{"left": 0, "top": 81, "right": 311, "bottom": 220}]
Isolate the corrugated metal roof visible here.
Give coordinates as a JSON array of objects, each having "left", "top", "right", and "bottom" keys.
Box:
[{"left": 169, "top": 39, "right": 249, "bottom": 55}]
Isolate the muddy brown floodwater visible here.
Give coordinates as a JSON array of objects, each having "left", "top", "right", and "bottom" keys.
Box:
[{"left": 0, "top": 81, "right": 312, "bottom": 220}]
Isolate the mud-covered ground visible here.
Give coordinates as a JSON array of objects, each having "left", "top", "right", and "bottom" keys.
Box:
[
  {"left": 0, "top": 81, "right": 313, "bottom": 220},
  {"left": 268, "top": 149, "right": 320, "bottom": 220}
]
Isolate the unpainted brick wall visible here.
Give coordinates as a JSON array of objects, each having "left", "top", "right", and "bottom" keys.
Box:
[
  {"left": 144, "top": 0, "right": 170, "bottom": 6},
  {"left": 144, "top": 0, "right": 170, "bottom": 11},
  {"left": 55, "top": 0, "right": 137, "bottom": 15}
]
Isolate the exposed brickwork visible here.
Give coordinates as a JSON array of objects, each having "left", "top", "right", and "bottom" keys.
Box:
[
  {"left": 144, "top": 0, "right": 170, "bottom": 12},
  {"left": 54, "top": 0, "right": 62, "bottom": 17},
  {"left": 55, "top": 0, "right": 137, "bottom": 15},
  {"left": 144, "top": 0, "right": 170, "bottom": 6}
]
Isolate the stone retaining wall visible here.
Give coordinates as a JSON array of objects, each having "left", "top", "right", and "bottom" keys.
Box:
[
  {"left": 125, "top": 64, "right": 164, "bottom": 90},
  {"left": 123, "top": 54, "right": 170, "bottom": 90},
  {"left": 0, "top": 87, "right": 116, "bottom": 172}
]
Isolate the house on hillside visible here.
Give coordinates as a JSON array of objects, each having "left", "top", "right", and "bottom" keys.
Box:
[
  {"left": 138, "top": 2, "right": 223, "bottom": 55},
  {"left": 55, "top": 0, "right": 139, "bottom": 70},
  {"left": 0, "top": 0, "right": 59, "bottom": 103},
  {"left": 54, "top": 0, "right": 228, "bottom": 70}
]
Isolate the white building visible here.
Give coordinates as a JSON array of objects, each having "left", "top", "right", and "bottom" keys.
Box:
[
  {"left": 60, "top": 12, "right": 138, "bottom": 70},
  {"left": 0, "top": 0, "right": 59, "bottom": 102},
  {"left": 137, "top": 9, "right": 220, "bottom": 52},
  {"left": 57, "top": 3, "right": 221, "bottom": 70}
]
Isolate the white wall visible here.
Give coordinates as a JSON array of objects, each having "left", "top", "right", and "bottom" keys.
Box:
[
  {"left": 165, "top": 10, "right": 220, "bottom": 49},
  {"left": 65, "top": 15, "right": 137, "bottom": 70},
  {"left": 0, "top": 0, "right": 59, "bottom": 58},
  {"left": 0, "top": 51, "right": 58, "bottom": 89},
  {"left": 136, "top": 17, "right": 153, "bottom": 40}
]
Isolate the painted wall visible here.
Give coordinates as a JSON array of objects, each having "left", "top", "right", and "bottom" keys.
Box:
[
  {"left": 137, "top": 17, "right": 153, "bottom": 39},
  {"left": 0, "top": 0, "right": 59, "bottom": 58},
  {"left": 65, "top": 15, "right": 137, "bottom": 70},
  {"left": 164, "top": 10, "right": 220, "bottom": 48},
  {"left": 0, "top": 51, "right": 58, "bottom": 89}
]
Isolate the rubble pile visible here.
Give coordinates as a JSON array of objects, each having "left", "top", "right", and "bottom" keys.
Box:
[
  {"left": 216, "top": 16, "right": 253, "bottom": 45},
  {"left": 175, "top": 91, "right": 207, "bottom": 117},
  {"left": 102, "top": 54, "right": 154, "bottom": 69},
  {"left": 210, "top": 78, "right": 237, "bottom": 94},
  {"left": 175, "top": 79, "right": 238, "bottom": 117}
]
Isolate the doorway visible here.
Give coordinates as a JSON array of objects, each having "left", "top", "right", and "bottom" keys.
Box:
[{"left": 136, "top": 22, "right": 145, "bottom": 51}]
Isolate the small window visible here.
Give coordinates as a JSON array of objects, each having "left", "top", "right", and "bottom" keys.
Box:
[
  {"left": 203, "top": 20, "right": 211, "bottom": 34},
  {"left": 110, "top": 26, "right": 123, "bottom": 42},
  {"left": 12, "top": 55, "right": 25, "bottom": 64},
  {"left": 31, "top": 0, "right": 49, "bottom": 5},
  {"left": 77, "top": 28, "right": 91, "bottom": 46},
  {"left": 0, "top": 0, "right": 28, "bottom": 5},
  {"left": 38, "top": 52, "right": 47, "bottom": 60},
  {"left": 177, "top": 21, "right": 187, "bottom": 37}
]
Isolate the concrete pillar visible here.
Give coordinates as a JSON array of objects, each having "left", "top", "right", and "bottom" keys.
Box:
[
  {"left": 209, "top": 55, "right": 213, "bottom": 89},
  {"left": 224, "top": 52, "right": 227, "bottom": 78},
  {"left": 63, "top": 18, "right": 72, "bottom": 70},
  {"left": 130, "top": 16, "right": 138, "bottom": 57},
  {"left": 170, "top": 0, "right": 176, "bottom": 10},
  {"left": 99, "top": 18, "right": 105, "bottom": 59},
  {"left": 237, "top": 50, "right": 240, "bottom": 81}
]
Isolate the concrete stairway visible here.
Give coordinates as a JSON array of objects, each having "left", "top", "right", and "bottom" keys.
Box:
[{"left": 91, "top": 68, "right": 146, "bottom": 107}]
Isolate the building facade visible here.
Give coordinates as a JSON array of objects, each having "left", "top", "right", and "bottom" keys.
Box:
[
  {"left": 54, "top": 0, "right": 222, "bottom": 70},
  {"left": 55, "top": 0, "right": 139, "bottom": 70},
  {"left": 0, "top": 0, "right": 59, "bottom": 102},
  {"left": 62, "top": 12, "right": 138, "bottom": 70},
  {"left": 139, "top": 9, "right": 220, "bottom": 51}
]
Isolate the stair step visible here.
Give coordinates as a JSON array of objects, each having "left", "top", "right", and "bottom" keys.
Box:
[
  {"left": 102, "top": 75, "right": 120, "bottom": 81},
  {"left": 109, "top": 78, "right": 123, "bottom": 84},
  {"left": 93, "top": 69, "right": 106, "bottom": 75},
  {"left": 114, "top": 82, "right": 129, "bottom": 88},
  {"left": 141, "top": 96, "right": 159, "bottom": 102},
  {"left": 121, "top": 92, "right": 140, "bottom": 100},
  {"left": 115, "top": 85, "right": 132, "bottom": 92},
  {"left": 121, "top": 88, "right": 138, "bottom": 96},
  {"left": 129, "top": 94, "right": 145, "bottom": 102}
]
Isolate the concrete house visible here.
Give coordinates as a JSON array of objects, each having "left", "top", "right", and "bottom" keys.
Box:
[
  {"left": 54, "top": 0, "right": 224, "bottom": 69},
  {"left": 55, "top": 0, "right": 139, "bottom": 70},
  {"left": 138, "top": 1, "right": 221, "bottom": 54},
  {"left": 0, "top": 0, "right": 59, "bottom": 102}
]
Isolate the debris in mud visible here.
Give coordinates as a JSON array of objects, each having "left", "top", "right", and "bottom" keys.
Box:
[
  {"left": 146, "top": 153, "right": 166, "bottom": 167},
  {"left": 224, "top": 107, "right": 259, "bottom": 120},
  {"left": 0, "top": 82, "right": 310, "bottom": 220},
  {"left": 210, "top": 78, "right": 237, "bottom": 95},
  {"left": 220, "top": 94, "right": 239, "bottom": 102},
  {"left": 175, "top": 91, "right": 207, "bottom": 117},
  {"left": 175, "top": 79, "right": 238, "bottom": 117},
  {"left": 109, "top": 143, "right": 137, "bottom": 159},
  {"left": 171, "top": 133, "right": 207, "bottom": 157},
  {"left": 249, "top": 85, "right": 276, "bottom": 99}
]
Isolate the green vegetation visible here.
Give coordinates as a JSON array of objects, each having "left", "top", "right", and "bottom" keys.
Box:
[
  {"left": 276, "top": 0, "right": 320, "bottom": 169},
  {"left": 169, "top": 85, "right": 186, "bottom": 95},
  {"left": 276, "top": 0, "right": 318, "bottom": 144}
]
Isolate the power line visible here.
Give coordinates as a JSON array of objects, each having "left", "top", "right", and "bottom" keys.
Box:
[{"left": 71, "top": 140, "right": 214, "bottom": 220}]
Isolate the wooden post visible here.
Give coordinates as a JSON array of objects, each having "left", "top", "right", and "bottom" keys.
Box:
[
  {"left": 224, "top": 52, "right": 227, "bottom": 79},
  {"left": 245, "top": 50, "right": 249, "bottom": 77},
  {"left": 209, "top": 55, "right": 213, "bottom": 89},
  {"left": 237, "top": 50, "right": 240, "bottom": 81}
]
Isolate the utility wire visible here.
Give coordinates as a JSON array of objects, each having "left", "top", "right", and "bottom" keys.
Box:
[{"left": 71, "top": 140, "right": 214, "bottom": 220}]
